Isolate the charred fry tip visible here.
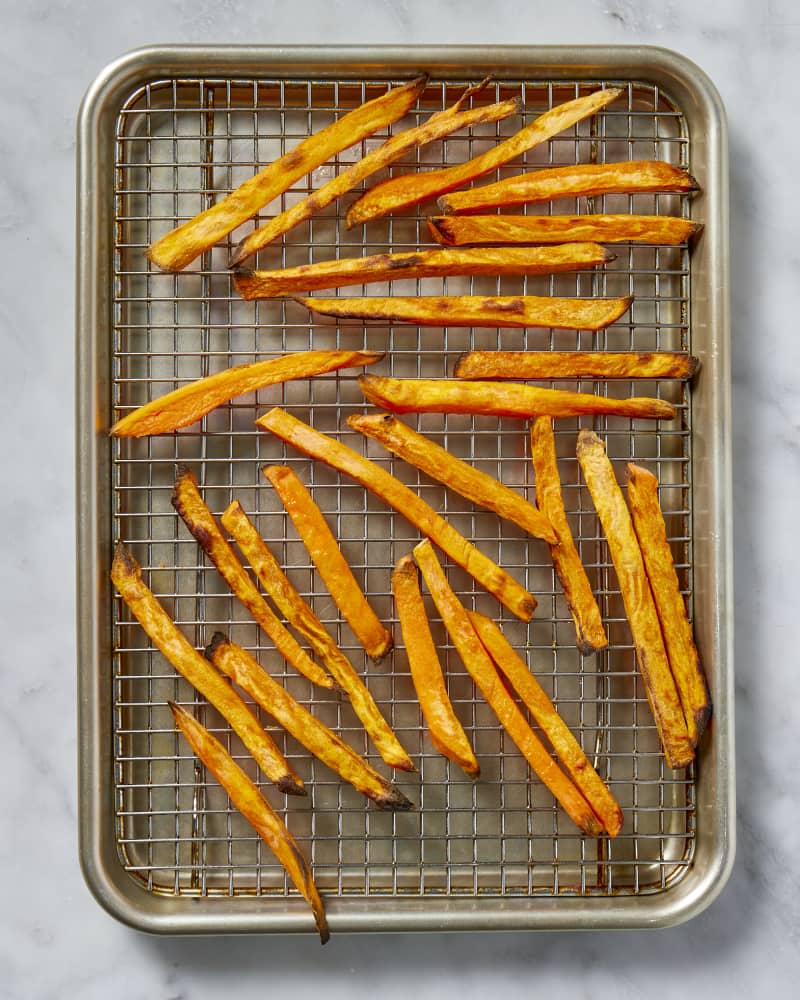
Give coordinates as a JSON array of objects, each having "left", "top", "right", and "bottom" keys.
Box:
[
  {"left": 376, "top": 786, "right": 416, "bottom": 811},
  {"left": 686, "top": 172, "right": 701, "bottom": 191},
  {"left": 278, "top": 774, "right": 308, "bottom": 796},
  {"left": 426, "top": 217, "right": 449, "bottom": 240},
  {"left": 688, "top": 221, "right": 704, "bottom": 240},
  {"left": 687, "top": 355, "right": 701, "bottom": 379},
  {"left": 694, "top": 704, "right": 712, "bottom": 742},
  {"left": 204, "top": 630, "right": 230, "bottom": 661},
  {"left": 228, "top": 242, "right": 248, "bottom": 269},
  {"left": 111, "top": 541, "right": 140, "bottom": 579}
]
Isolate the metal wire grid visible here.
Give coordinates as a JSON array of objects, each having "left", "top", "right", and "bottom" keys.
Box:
[{"left": 111, "top": 74, "right": 695, "bottom": 902}]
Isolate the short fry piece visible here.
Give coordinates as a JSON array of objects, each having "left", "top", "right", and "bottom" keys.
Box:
[
  {"left": 439, "top": 159, "right": 699, "bottom": 214},
  {"left": 145, "top": 75, "right": 427, "bottom": 272},
  {"left": 412, "top": 539, "right": 602, "bottom": 836},
  {"left": 234, "top": 244, "right": 610, "bottom": 298},
  {"left": 359, "top": 374, "right": 675, "bottom": 422},
  {"left": 258, "top": 411, "right": 536, "bottom": 621},
  {"left": 171, "top": 468, "right": 333, "bottom": 691},
  {"left": 349, "top": 412, "right": 556, "bottom": 543},
  {"left": 455, "top": 351, "right": 699, "bottom": 381},
  {"left": 207, "top": 635, "right": 414, "bottom": 809},
  {"left": 392, "top": 555, "right": 479, "bottom": 778},
  {"left": 346, "top": 87, "right": 622, "bottom": 226},
  {"left": 110, "top": 543, "right": 303, "bottom": 794},
  {"left": 576, "top": 431, "right": 694, "bottom": 768},
  {"left": 531, "top": 417, "right": 607, "bottom": 653},
  {"left": 429, "top": 214, "right": 702, "bottom": 247},
  {"left": 110, "top": 350, "right": 384, "bottom": 437},
  {"left": 169, "top": 701, "right": 327, "bottom": 942},
  {"left": 626, "top": 463, "right": 711, "bottom": 745}
]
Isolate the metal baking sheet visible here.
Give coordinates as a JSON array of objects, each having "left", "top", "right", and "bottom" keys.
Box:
[{"left": 76, "top": 45, "right": 734, "bottom": 935}]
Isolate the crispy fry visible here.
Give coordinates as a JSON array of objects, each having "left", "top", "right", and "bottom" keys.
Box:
[
  {"left": 358, "top": 374, "right": 675, "bottom": 421},
  {"left": 456, "top": 351, "right": 699, "bottom": 381},
  {"left": 171, "top": 468, "right": 333, "bottom": 691},
  {"left": 531, "top": 417, "right": 607, "bottom": 653},
  {"left": 412, "top": 539, "right": 602, "bottom": 835},
  {"left": 229, "top": 84, "right": 519, "bottom": 264},
  {"left": 346, "top": 87, "right": 622, "bottom": 226},
  {"left": 145, "top": 75, "right": 427, "bottom": 272},
  {"left": 110, "top": 543, "right": 303, "bottom": 794},
  {"left": 468, "top": 611, "right": 622, "bottom": 836},
  {"left": 263, "top": 466, "right": 393, "bottom": 661},
  {"left": 207, "top": 634, "right": 414, "bottom": 809},
  {"left": 258, "top": 411, "right": 536, "bottom": 621},
  {"left": 297, "top": 294, "right": 632, "bottom": 331},
  {"left": 233, "top": 244, "right": 610, "bottom": 299},
  {"left": 439, "top": 159, "right": 699, "bottom": 214},
  {"left": 110, "top": 350, "right": 384, "bottom": 437},
  {"left": 626, "top": 463, "right": 711, "bottom": 745},
  {"left": 576, "top": 431, "right": 694, "bottom": 768},
  {"left": 168, "top": 701, "right": 327, "bottom": 942},
  {"left": 429, "top": 214, "right": 702, "bottom": 247},
  {"left": 348, "top": 412, "right": 556, "bottom": 543},
  {"left": 392, "top": 555, "right": 479, "bottom": 778}
]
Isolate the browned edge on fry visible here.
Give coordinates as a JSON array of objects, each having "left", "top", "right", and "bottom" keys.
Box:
[{"left": 455, "top": 351, "right": 700, "bottom": 381}]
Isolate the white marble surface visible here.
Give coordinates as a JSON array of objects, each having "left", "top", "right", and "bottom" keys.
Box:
[{"left": 1, "top": 0, "right": 798, "bottom": 996}]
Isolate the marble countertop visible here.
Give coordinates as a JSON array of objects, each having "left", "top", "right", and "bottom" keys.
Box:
[{"left": 3, "top": 1, "right": 798, "bottom": 996}]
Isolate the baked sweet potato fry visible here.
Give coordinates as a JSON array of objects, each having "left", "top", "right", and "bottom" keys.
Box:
[
  {"left": 168, "top": 701, "right": 327, "bottom": 942},
  {"left": 207, "top": 634, "right": 414, "bottom": 809},
  {"left": 110, "top": 543, "right": 303, "bottom": 794},
  {"left": 348, "top": 412, "right": 556, "bottom": 543},
  {"left": 346, "top": 87, "right": 622, "bottom": 227},
  {"left": 576, "top": 431, "right": 694, "bottom": 768},
  {"left": 438, "top": 159, "right": 699, "bottom": 214},
  {"left": 145, "top": 75, "right": 427, "bottom": 272},
  {"left": 358, "top": 374, "right": 675, "bottom": 421},
  {"left": 233, "top": 244, "right": 610, "bottom": 299},
  {"left": 626, "top": 463, "right": 711, "bottom": 745},
  {"left": 531, "top": 417, "right": 607, "bottom": 654},
  {"left": 297, "top": 294, "right": 632, "bottom": 331},
  {"left": 412, "top": 539, "right": 602, "bottom": 836},
  {"left": 171, "top": 468, "right": 333, "bottom": 690},
  {"left": 455, "top": 351, "right": 699, "bottom": 381},
  {"left": 392, "top": 555, "right": 479, "bottom": 778},
  {"left": 468, "top": 611, "right": 622, "bottom": 836},
  {"left": 429, "top": 214, "right": 702, "bottom": 247},
  {"left": 110, "top": 350, "right": 384, "bottom": 437}
]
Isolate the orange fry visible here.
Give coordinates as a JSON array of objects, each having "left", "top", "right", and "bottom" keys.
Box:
[{"left": 456, "top": 351, "right": 699, "bottom": 381}]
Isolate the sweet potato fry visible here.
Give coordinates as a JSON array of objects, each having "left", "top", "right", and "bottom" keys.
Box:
[
  {"left": 438, "top": 159, "right": 699, "bottom": 214},
  {"left": 171, "top": 468, "right": 333, "bottom": 691},
  {"left": 297, "top": 294, "right": 632, "bottom": 331},
  {"left": 358, "top": 374, "right": 675, "bottom": 421},
  {"left": 346, "top": 87, "right": 622, "bottom": 227},
  {"left": 207, "top": 634, "right": 413, "bottom": 809},
  {"left": 348, "top": 412, "right": 556, "bottom": 543},
  {"left": 233, "top": 244, "right": 610, "bottom": 298},
  {"left": 168, "top": 701, "right": 327, "bottom": 942},
  {"left": 110, "top": 350, "right": 384, "bottom": 437},
  {"left": 110, "top": 543, "right": 303, "bottom": 794},
  {"left": 412, "top": 539, "right": 602, "bottom": 835},
  {"left": 258, "top": 411, "right": 537, "bottom": 621},
  {"left": 455, "top": 351, "right": 699, "bottom": 381},
  {"left": 576, "top": 431, "right": 694, "bottom": 768},
  {"left": 145, "top": 75, "right": 427, "bottom": 272},
  {"left": 626, "top": 463, "right": 711, "bottom": 745},
  {"left": 392, "top": 555, "right": 479, "bottom": 778},
  {"left": 531, "top": 417, "right": 607, "bottom": 653},
  {"left": 468, "top": 611, "right": 622, "bottom": 836},
  {"left": 429, "top": 214, "right": 702, "bottom": 247},
  {"left": 229, "top": 83, "right": 519, "bottom": 264}
]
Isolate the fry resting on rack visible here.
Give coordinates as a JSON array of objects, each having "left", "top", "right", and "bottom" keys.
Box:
[
  {"left": 168, "top": 701, "right": 328, "bottom": 942},
  {"left": 145, "top": 75, "right": 427, "bottom": 271},
  {"left": 428, "top": 214, "right": 702, "bottom": 247},
  {"left": 110, "top": 543, "right": 304, "bottom": 794},
  {"left": 455, "top": 351, "right": 699, "bottom": 381},
  {"left": 109, "top": 350, "right": 384, "bottom": 437}
]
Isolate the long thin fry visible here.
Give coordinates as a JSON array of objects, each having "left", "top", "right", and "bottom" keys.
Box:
[
  {"left": 169, "top": 701, "right": 327, "bottom": 942},
  {"left": 576, "top": 430, "right": 694, "bottom": 768},
  {"left": 346, "top": 87, "right": 622, "bottom": 226},
  {"left": 258, "top": 410, "right": 536, "bottom": 621},
  {"left": 110, "top": 350, "right": 384, "bottom": 437},
  {"left": 456, "top": 351, "right": 699, "bottom": 381},
  {"left": 429, "top": 214, "right": 702, "bottom": 247},
  {"left": 110, "top": 543, "right": 303, "bottom": 794},
  {"left": 412, "top": 539, "right": 602, "bottom": 836},
  {"left": 145, "top": 75, "right": 427, "bottom": 271},
  {"left": 207, "top": 634, "right": 414, "bottom": 809},
  {"left": 348, "top": 412, "right": 556, "bottom": 543}
]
